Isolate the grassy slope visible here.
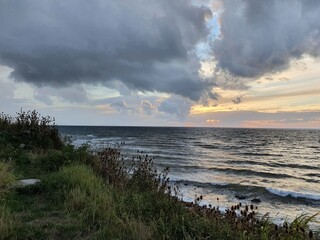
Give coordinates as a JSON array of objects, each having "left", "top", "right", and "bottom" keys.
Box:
[{"left": 0, "top": 110, "right": 318, "bottom": 239}]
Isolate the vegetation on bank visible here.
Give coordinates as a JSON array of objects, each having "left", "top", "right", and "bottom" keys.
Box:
[{"left": 0, "top": 110, "right": 318, "bottom": 239}]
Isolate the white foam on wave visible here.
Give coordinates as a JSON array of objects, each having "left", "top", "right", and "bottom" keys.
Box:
[
  {"left": 72, "top": 139, "right": 90, "bottom": 147},
  {"left": 86, "top": 134, "right": 96, "bottom": 138},
  {"left": 266, "top": 187, "right": 320, "bottom": 201}
]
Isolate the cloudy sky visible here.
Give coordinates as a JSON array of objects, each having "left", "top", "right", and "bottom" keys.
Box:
[{"left": 0, "top": 0, "right": 319, "bottom": 128}]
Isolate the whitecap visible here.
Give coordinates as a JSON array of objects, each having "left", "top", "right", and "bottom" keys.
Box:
[{"left": 266, "top": 187, "right": 320, "bottom": 201}]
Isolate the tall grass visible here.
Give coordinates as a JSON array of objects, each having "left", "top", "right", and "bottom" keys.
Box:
[
  {"left": 44, "top": 164, "right": 154, "bottom": 239},
  {"left": 0, "top": 161, "right": 15, "bottom": 239},
  {"left": 0, "top": 205, "right": 13, "bottom": 240},
  {"left": 0, "top": 162, "right": 15, "bottom": 198}
]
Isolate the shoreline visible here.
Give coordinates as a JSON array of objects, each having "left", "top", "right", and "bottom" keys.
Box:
[{"left": 64, "top": 133, "right": 320, "bottom": 233}]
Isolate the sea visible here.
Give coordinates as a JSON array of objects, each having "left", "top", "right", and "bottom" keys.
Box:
[{"left": 58, "top": 126, "right": 320, "bottom": 230}]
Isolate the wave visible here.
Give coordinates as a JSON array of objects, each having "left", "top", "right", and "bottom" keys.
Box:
[
  {"left": 206, "top": 167, "right": 296, "bottom": 179},
  {"left": 225, "top": 160, "right": 319, "bottom": 171},
  {"left": 305, "top": 173, "right": 320, "bottom": 178},
  {"left": 172, "top": 179, "right": 320, "bottom": 203},
  {"left": 156, "top": 163, "right": 297, "bottom": 179},
  {"left": 86, "top": 134, "right": 96, "bottom": 137},
  {"left": 196, "top": 144, "right": 221, "bottom": 150},
  {"left": 239, "top": 152, "right": 284, "bottom": 157},
  {"left": 309, "top": 146, "right": 320, "bottom": 149},
  {"left": 171, "top": 179, "right": 230, "bottom": 188},
  {"left": 266, "top": 188, "right": 320, "bottom": 201}
]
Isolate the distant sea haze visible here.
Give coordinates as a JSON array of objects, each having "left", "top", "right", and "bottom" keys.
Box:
[{"left": 59, "top": 126, "right": 320, "bottom": 229}]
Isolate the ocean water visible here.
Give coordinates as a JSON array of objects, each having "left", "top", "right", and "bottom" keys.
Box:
[{"left": 58, "top": 126, "right": 320, "bottom": 229}]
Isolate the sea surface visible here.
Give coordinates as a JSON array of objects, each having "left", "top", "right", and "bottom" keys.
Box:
[{"left": 58, "top": 126, "right": 320, "bottom": 230}]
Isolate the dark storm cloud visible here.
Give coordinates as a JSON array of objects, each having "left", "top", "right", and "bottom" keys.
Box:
[
  {"left": 0, "top": 0, "right": 211, "bottom": 101},
  {"left": 214, "top": 0, "right": 320, "bottom": 78}
]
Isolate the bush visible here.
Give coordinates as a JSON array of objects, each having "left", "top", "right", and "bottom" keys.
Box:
[
  {"left": 0, "top": 110, "right": 63, "bottom": 150},
  {"left": 93, "top": 148, "right": 171, "bottom": 195},
  {"left": 129, "top": 154, "right": 170, "bottom": 194}
]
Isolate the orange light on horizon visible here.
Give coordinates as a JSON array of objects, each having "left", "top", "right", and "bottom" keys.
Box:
[{"left": 242, "top": 119, "right": 320, "bottom": 129}]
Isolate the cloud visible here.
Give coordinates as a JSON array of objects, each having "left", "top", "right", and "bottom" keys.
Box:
[
  {"left": 213, "top": 0, "right": 320, "bottom": 78},
  {"left": 110, "top": 100, "right": 130, "bottom": 113},
  {"left": 158, "top": 95, "right": 193, "bottom": 119},
  {"left": 34, "top": 85, "right": 89, "bottom": 105},
  {"left": 206, "top": 118, "right": 220, "bottom": 125},
  {"left": 0, "top": 0, "right": 212, "bottom": 101},
  {"left": 0, "top": 66, "right": 15, "bottom": 100},
  {"left": 232, "top": 96, "right": 242, "bottom": 104},
  {"left": 141, "top": 100, "right": 154, "bottom": 115}
]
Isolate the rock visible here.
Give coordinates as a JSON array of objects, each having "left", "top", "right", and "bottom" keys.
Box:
[
  {"left": 235, "top": 195, "right": 247, "bottom": 200},
  {"left": 16, "top": 179, "right": 41, "bottom": 187},
  {"left": 251, "top": 198, "right": 261, "bottom": 203},
  {"left": 19, "top": 143, "right": 25, "bottom": 148}
]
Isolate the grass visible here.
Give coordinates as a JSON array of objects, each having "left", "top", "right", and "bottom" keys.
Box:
[
  {"left": 0, "top": 110, "right": 319, "bottom": 239},
  {"left": 0, "top": 205, "right": 13, "bottom": 240},
  {"left": 0, "top": 162, "right": 15, "bottom": 198},
  {"left": 0, "top": 162, "right": 15, "bottom": 239}
]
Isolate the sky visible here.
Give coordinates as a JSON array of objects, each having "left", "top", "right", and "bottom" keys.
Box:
[{"left": 0, "top": 0, "right": 319, "bottom": 128}]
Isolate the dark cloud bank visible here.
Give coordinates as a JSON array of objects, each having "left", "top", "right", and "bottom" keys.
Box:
[
  {"left": 0, "top": 0, "right": 211, "bottom": 101},
  {"left": 214, "top": 0, "right": 320, "bottom": 78},
  {"left": 1, "top": 0, "right": 320, "bottom": 104}
]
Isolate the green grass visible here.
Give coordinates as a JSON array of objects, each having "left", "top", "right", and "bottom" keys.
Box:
[
  {"left": 0, "top": 204, "right": 13, "bottom": 240},
  {"left": 0, "top": 162, "right": 15, "bottom": 198},
  {"left": 0, "top": 162, "right": 15, "bottom": 239}
]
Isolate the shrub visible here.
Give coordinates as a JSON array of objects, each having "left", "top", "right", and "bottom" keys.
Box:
[
  {"left": 93, "top": 148, "right": 171, "bottom": 194},
  {"left": 0, "top": 110, "right": 63, "bottom": 150},
  {"left": 94, "top": 148, "right": 128, "bottom": 188},
  {"left": 128, "top": 154, "right": 170, "bottom": 194}
]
